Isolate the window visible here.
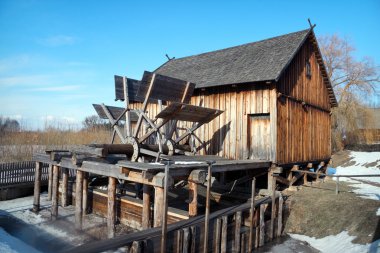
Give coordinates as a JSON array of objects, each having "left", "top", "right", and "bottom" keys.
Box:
[{"left": 306, "top": 60, "right": 312, "bottom": 79}]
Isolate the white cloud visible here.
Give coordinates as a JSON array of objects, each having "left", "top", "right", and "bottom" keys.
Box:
[
  {"left": 0, "top": 74, "right": 53, "bottom": 87},
  {"left": 61, "top": 116, "right": 77, "bottom": 123},
  {"left": 37, "top": 35, "right": 77, "bottom": 47},
  {"left": 29, "top": 85, "right": 81, "bottom": 92}
]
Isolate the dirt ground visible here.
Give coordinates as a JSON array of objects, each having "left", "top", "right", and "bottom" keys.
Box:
[{"left": 283, "top": 178, "right": 380, "bottom": 244}]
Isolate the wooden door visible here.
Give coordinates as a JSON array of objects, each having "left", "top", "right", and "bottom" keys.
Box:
[{"left": 248, "top": 114, "right": 271, "bottom": 160}]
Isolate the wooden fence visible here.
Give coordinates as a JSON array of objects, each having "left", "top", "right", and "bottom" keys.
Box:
[
  {"left": 65, "top": 193, "right": 283, "bottom": 253},
  {"left": 0, "top": 161, "right": 50, "bottom": 188}
]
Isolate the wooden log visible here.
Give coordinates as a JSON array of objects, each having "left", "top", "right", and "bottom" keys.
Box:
[
  {"left": 83, "top": 172, "right": 89, "bottom": 214},
  {"left": 248, "top": 178, "right": 256, "bottom": 252},
  {"left": 277, "top": 194, "right": 283, "bottom": 237},
  {"left": 259, "top": 204, "right": 265, "bottom": 247},
  {"left": 221, "top": 216, "right": 228, "bottom": 253},
  {"left": 234, "top": 211, "right": 242, "bottom": 252},
  {"left": 32, "top": 162, "right": 42, "bottom": 212},
  {"left": 154, "top": 186, "right": 164, "bottom": 227},
  {"left": 203, "top": 161, "right": 214, "bottom": 253},
  {"left": 61, "top": 168, "right": 69, "bottom": 207},
  {"left": 142, "top": 184, "right": 151, "bottom": 229},
  {"left": 52, "top": 165, "right": 59, "bottom": 220},
  {"left": 48, "top": 164, "right": 53, "bottom": 201},
  {"left": 255, "top": 208, "right": 259, "bottom": 248},
  {"left": 214, "top": 218, "right": 221, "bottom": 253},
  {"left": 75, "top": 170, "right": 83, "bottom": 230},
  {"left": 108, "top": 177, "right": 117, "bottom": 238}
]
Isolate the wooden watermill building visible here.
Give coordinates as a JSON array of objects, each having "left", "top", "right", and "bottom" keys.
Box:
[{"left": 154, "top": 28, "right": 337, "bottom": 166}]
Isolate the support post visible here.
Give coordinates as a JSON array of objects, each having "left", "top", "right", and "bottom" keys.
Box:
[
  {"left": 154, "top": 186, "right": 164, "bottom": 227},
  {"left": 32, "top": 162, "right": 42, "bottom": 212},
  {"left": 221, "top": 216, "right": 228, "bottom": 253},
  {"left": 142, "top": 184, "right": 151, "bottom": 229},
  {"left": 188, "top": 169, "right": 206, "bottom": 217},
  {"left": 270, "top": 176, "right": 276, "bottom": 241},
  {"left": 234, "top": 211, "right": 242, "bottom": 252},
  {"left": 203, "top": 161, "right": 215, "bottom": 253},
  {"left": 75, "top": 170, "right": 83, "bottom": 230},
  {"left": 47, "top": 164, "right": 53, "bottom": 201},
  {"left": 61, "top": 168, "right": 68, "bottom": 207},
  {"left": 161, "top": 160, "right": 172, "bottom": 253},
  {"left": 259, "top": 204, "right": 266, "bottom": 247},
  {"left": 51, "top": 165, "right": 59, "bottom": 220},
  {"left": 277, "top": 193, "right": 283, "bottom": 237},
  {"left": 82, "top": 172, "right": 88, "bottom": 214},
  {"left": 248, "top": 177, "right": 256, "bottom": 252},
  {"left": 188, "top": 181, "right": 198, "bottom": 217},
  {"left": 108, "top": 176, "right": 116, "bottom": 238}
]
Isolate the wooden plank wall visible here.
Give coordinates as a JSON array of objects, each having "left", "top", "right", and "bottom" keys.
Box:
[
  {"left": 276, "top": 37, "right": 332, "bottom": 164},
  {"left": 129, "top": 85, "right": 277, "bottom": 161}
]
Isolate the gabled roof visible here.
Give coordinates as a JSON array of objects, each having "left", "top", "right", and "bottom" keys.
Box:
[{"left": 155, "top": 28, "right": 338, "bottom": 107}]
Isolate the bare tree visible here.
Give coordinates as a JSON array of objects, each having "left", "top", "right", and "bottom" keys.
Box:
[{"left": 319, "top": 34, "right": 380, "bottom": 149}]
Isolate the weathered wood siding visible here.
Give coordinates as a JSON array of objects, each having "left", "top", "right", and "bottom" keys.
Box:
[
  {"left": 129, "top": 85, "right": 277, "bottom": 161},
  {"left": 276, "top": 37, "right": 331, "bottom": 164},
  {"left": 189, "top": 85, "right": 277, "bottom": 161}
]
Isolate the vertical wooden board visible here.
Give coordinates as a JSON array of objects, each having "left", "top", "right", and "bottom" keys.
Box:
[
  {"left": 225, "top": 91, "right": 231, "bottom": 159},
  {"left": 230, "top": 90, "right": 237, "bottom": 159},
  {"left": 235, "top": 91, "right": 241, "bottom": 159},
  {"left": 242, "top": 91, "right": 248, "bottom": 159},
  {"left": 218, "top": 88, "right": 226, "bottom": 157},
  {"left": 221, "top": 216, "right": 228, "bottom": 253}
]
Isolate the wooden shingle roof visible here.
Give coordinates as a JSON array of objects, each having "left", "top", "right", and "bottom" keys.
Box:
[{"left": 155, "top": 28, "right": 338, "bottom": 107}]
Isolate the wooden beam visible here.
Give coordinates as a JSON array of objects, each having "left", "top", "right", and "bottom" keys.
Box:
[
  {"left": 61, "top": 168, "right": 69, "bottom": 207},
  {"left": 188, "top": 181, "right": 198, "bottom": 217},
  {"left": 248, "top": 178, "right": 256, "bottom": 252},
  {"left": 47, "top": 164, "right": 53, "bottom": 201},
  {"left": 270, "top": 178, "right": 276, "bottom": 241},
  {"left": 75, "top": 170, "right": 83, "bottom": 230},
  {"left": 83, "top": 172, "right": 89, "bottom": 214},
  {"left": 161, "top": 162, "right": 171, "bottom": 253},
  {"left": 142, "top": 184, "right": 151, "bottom": 229},
  {"left": 259, "top": 204, "right": 266, "bottom": 247},
  {"left": 203, "top": 161, "right": 214, "bottom": 253},
  {"left": 32, "top": 162, "right": 42, "bottom": 212},
  {"left": 277, "top": 194, "right": 283, "bottom": 237},
  {"left": 154, "top": 186, "right": 164, "bottom": 227},
  {"left": 234, "top": 211, "right": 242, "bottom": 252},
  {"left": 51, "top": 165, "right": 59, "bottom": 220},
  {"left": 214, "top": 218, "right": 221, "bottom": 253},
  {"left": 108, "top": 177, "right": 116, "bottom": 238},
  {"left": 221, "top": 216, "right": 228, "bottom": 253}
]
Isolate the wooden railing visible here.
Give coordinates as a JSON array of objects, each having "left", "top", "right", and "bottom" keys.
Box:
[
  {"left": 64, "top": 192, "right": 283, "bottom": 253},
  {"left": 0, "top": 161, "right": 50, "bottom": 188}
]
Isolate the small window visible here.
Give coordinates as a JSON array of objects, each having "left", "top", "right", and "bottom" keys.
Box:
[{"left": 306, "top": 60, "right": 312, "bottom": 79}]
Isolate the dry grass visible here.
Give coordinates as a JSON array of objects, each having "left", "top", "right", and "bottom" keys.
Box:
[{"left": 0, "top": 128, "right": 113, "bottom": 162}]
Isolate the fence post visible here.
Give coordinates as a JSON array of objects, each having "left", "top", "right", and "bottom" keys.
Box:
[
  {"left": 51, "top": 165, "right": 59, "bottom": 219},
  {"left": 32, "top": 162, "right": 42, "bottom": 212},
  {"left": 248, "top": 177, "right": 256, "bottom": 252},
  {"left": 203, "top": 160, "right": 215, "bottom": 253}
]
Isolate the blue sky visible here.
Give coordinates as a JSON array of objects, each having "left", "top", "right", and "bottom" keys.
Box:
[{"left": 1, "top": 0, "right": 379, "bottom": 129}]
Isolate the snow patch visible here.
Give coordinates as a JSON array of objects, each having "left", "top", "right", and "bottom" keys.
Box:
[
  {"left": 377, "top": 208, "right": 380, "bottom": 216},
  {"left": 289, "top": 231, "right": 380, "bottom": 253},
  {"left": 335, "top": 151, "right": 380, "bottom": 200}
]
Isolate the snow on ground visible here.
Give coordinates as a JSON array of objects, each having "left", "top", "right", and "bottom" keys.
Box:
[
  {"left": 290, "top": 231, "right": 380, "bottom": 253},
  {"left": 0, "top": 228, "right": 42, "bottom": 253},
  {"left": 335, "top": 151, "right": 380, "bottom": 200},
  {"left": 0, "top": 193, "right": 74, "bottom": 241}
]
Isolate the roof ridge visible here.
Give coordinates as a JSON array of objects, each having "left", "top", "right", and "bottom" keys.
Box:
[{"left": 162, "top": 28, "right": 310, "bottom": 64}]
